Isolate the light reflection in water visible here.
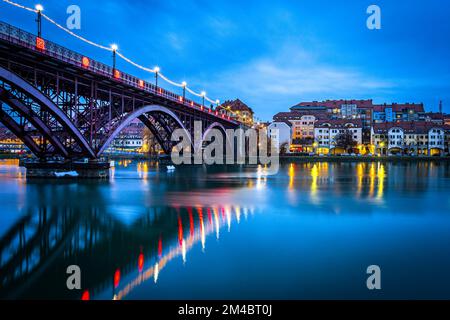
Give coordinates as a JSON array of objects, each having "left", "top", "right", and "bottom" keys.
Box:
[{"left": 0, "top": 160, "right": 449, "bottom": 300}]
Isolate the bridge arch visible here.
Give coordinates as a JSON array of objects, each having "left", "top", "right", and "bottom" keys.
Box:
[
  {"left": 197, "top": 122, "right": 236, "bottom": 157},
  {"left": 0, "top": 66, "right": 95, "bottom": 158},
  {"left": 97, "top": 105, "right": 193, "bottom": 157}
]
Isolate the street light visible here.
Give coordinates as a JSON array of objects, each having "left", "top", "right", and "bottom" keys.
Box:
[
  {"left": 111, "top": 44, "right": 118, "bottom": 74},
  {"left": 35, "top": 4, "right": 44, "bottom": 38}
]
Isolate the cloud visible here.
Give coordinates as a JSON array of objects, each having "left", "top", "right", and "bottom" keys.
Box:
[
  {"left": 196, "top": 44, "right": 395, "bottom": 119},
  {"left": 221, "top": 47, "right": 392, "bottom": 94}
]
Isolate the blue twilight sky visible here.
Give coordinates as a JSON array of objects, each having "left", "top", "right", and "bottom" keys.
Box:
[{"left": 1, "top": 0, "right": 450, "bottom": 120}]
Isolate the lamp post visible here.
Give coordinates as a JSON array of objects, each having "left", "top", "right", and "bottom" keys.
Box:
[
  {"left": 182, "top": 81, "right": 187, "bottom": 101},
  {"left": 201, "top": 91, "right": 206, "bottom": 107},
  {"left": 154, "top": 67, "right": 160, "bottom": 90},
  {"left": 111, "top": 44, "right": 118, "bottom": 75},
  {"left": 35, "top": 4, "right": 43, "bottom": 38}
]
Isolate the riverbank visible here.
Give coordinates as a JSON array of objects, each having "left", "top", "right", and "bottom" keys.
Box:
[
  {"left": 280, "top": 155, "right": 450, "bottom": 163},
  {"left": 3, "top": 153, "right": 450, "bottom": 164}
]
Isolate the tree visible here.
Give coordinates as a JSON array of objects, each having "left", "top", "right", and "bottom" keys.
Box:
[
  {"left": 142, "top": 127, "right": 160, "bottom": 156},
  {"left": 334, "top": 130, "right": 357, "bottom": 153},
  {"left": 280, "top": 142, "right": 289, "bottom": 155}
]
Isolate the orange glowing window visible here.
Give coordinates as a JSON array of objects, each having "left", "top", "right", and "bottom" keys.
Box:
[
  {"left": 81, "top": 290, "right": 90, "bottom": 301},
  {"left": 138, "top": 79, "right": 144, "bottom": 88},
  {"left": 158, "top": 88, "right": 163, "bottom": 94},
  {"left": 82, "top": 57, "right": 90, "bottom": 68},
  {"left": 114, "top": 70, "right": 121, "bottom": 79},
  {"left": 36, "top": 37, "right": 45, "bottom": 51}
]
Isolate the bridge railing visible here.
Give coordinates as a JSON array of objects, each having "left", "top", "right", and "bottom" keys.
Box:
[{"left": 0, "top": 20, "right": 237, "bottom": 125}]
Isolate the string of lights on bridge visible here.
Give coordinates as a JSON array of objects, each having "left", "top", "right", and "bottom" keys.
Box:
[{"left": 2, "top": 0, "right": 252, "bottom": 120}]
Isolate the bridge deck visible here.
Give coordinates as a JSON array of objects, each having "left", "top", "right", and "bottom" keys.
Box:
[{"left": 0, "top": 20, "right": 237, "bottom": 125}]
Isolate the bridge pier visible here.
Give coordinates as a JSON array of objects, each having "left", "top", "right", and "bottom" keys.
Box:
[{"left": 21, "top": 160, "right": 110, "bottom": 179}]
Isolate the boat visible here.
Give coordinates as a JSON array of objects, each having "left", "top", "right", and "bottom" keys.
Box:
[
  {"left": 166, "top": 165, "right": 175, "bottom": 171},
  {"left": 54, "top": 171, "right": 79, "bottom": 178}
]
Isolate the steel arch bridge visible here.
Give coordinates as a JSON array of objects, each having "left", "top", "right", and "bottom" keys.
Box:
[{"left": 0, "top": 21, "right": 242, "bottom": 160}]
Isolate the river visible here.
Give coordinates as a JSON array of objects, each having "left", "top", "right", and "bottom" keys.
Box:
[{"left": 0, "top": 159, "right": 449, "bottom": 299}]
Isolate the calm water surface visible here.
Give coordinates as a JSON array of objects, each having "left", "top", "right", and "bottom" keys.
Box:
[{"left": 0, "top": 159, "right": 450, "bottom": 299}]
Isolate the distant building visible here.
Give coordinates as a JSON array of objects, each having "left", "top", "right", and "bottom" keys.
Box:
[
  {"left": 111, "top": 119, "right": 145, "bottom": 151},
  {"left": 0, "top": 126, "right": 26, "bottom": 154},
  {"left": 424, "top": 112, "right": 445, "bottom": 125},
  {"left": 314, "top": 119, "right": 363, "bottom": 155},
  {"left": 289, "top": 100, "right": 373, "bottom": 143},
  {"left": 373, "top": 103, "right": 425, "bottom": 123},
  {"left": 371, "top": 122, "right": 448, "bottom": 156},
  {"left": 267, "top": 121, "right": 292, "bottom": 152},
  {"left": 219, "top": 99, "right": 254, "bottom": 125}
]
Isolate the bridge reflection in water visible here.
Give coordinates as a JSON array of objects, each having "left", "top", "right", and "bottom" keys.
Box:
[
  {"left": 1, "top": 159, "right": 448, "bottom": 300},
  {"left": 0, "top": 165, "right": 253, "bottom": 300}
]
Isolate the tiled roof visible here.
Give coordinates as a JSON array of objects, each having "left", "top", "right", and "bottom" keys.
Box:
[
  {"left": 315, "top": 119, "right": 363, "bottom": 129},
  {"left": 270, "top": 120, "right": 292, "bottom": 127},
  {"left": 220, "top": 99, "right": 254, "bottom": 114},
  {"left": 293, "top": 99, "right": 373, "bottom": 109},
  {"left": 424, "top": 112, "right": 444, "bottom": 120},
  {"left": 372, "top": 121, "right": 447, "bottom": 134},
  {"left": 273, "top": 111, "right": 331, "bottom": 121},
  {"left": 373, "top": 103, "right": 425, "bottom": 113}
]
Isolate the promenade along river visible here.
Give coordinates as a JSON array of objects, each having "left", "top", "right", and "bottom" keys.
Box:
[{"left": 0, "top": 159, "right": 450, "bottom": 299}]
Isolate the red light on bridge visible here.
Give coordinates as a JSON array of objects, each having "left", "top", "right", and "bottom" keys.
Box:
[
  {"left": 208, "top": 108, "right": 211, "bottom": 113},
  {"left": 179, "top": 96, "right": 183, "bottom": 102},
  {"left": 190, "top": 101, "right": 194, "bottom": 107},
  {"left": 36, "top": 37, "right": 45, "bottom": 51},
  {"left": 138, "top": 253, "right": 144, "bottom": 272},
  {"left": 222, "top": 114, "right": 225, "bottom": 118},
  {"left": 188, "top": 208, "right": 194, "bottom": 237},
  {"left": 200, "top": 106, "right": 203, "bottom": 111},
  {"left": 178, "top": 215, "right": 183, "bottom": 247},
  {"left": 215, "top": 111, "right": 218, "bottom": 116},
  {"left": 158, "top": 88, "right": 163, "bottom": 94},
  {"left": 82, "top": 57, "right": 90, "bottom": 68},
  {"left": 138, "top": 79, "right": 144, "bottom": 88},
  {"left": 81, "top": 290, "right": 90, "bottom": 301},
  {"left": 227, "top": 116, "right": 230, "bottom": 120},
  {"left": 114, "top": 269, "right": 121, "bottom": 288},
  {"left": 158, "top": 236, "right": 163, "bottom": 258},
  {"left": 207, "top": 208, "right": 213, "bottom": 225},
  {"left": 114, "top": 70, "right": 121, "bottom": 79}
]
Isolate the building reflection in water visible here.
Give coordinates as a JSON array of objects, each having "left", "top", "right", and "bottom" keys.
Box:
[
  {"left": 0, "top": 159, "right": 445, "bottom": 300},
  {"left": 284, "top": 161, "right": 387, "bottom": 205}
]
